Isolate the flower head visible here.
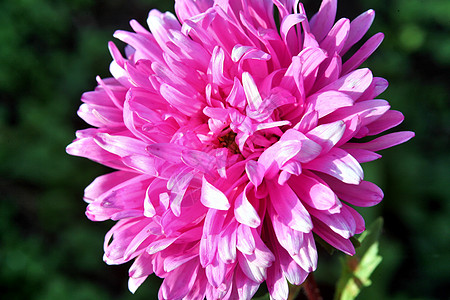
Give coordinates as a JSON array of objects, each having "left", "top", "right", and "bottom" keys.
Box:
[{"left": 67, "top": 0, "right": 414, "bottom": 299}]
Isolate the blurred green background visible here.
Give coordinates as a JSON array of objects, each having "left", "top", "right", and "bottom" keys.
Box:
[{"left": 0, "top": 0, "right": 448, "bottom": 299}]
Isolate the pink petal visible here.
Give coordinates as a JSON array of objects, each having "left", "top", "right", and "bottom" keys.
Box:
[
  {"left": 226, "top": 77, "right": 247, "bottom": 109},
  {"left": 309, "top": 0, "right": 338, "bottom": 42},
  {"left": 66, "top": 136, "right": 124, "bottom": 169},
  {"left": 268, "top": 182, "right": 313, "bottom": 233},
  {"left": 306, "top": 120, "right": 346, "bottom": 154},
  {"left": 129, "top": 251, "right": 153, "bottom": 279},
  {"left": 341, "top": 9, "right": 375, "bottom": 55},
  {"left": 289, "top": 172, "right": 338, "bottom": 210},
  {"left": 345, "top": 205, "right": 366, "bottom": 234},
  {"left": 266, "top": 259, "right": 289, "bottom": 300},
  {"left": 84, "top": 171, "right": 137, "bottom": 202},
  {"left": 113, "top": 30, "right": 163, "bottom": 63},
  {"left": 236, "top": 224, "right": 256, "bottom": 255},
  {"left": 303, "top": 148, "right": 363, "bottom": 184},
  {"left": 235, "top": 184, "right": 261, "bottom": 228},
  {"left": 163, "top": 245, "right": 198, "bottom": 273},
  {"left": 308, "top": 205, "right": 356, "bottom": 239},
  {"left": 279, "top": 129, "right": 323, "bottom": 163},
  {"left": 270, "top": 211, "right": 303, "bottom": 256},
  {"left": 277, "top": 245, "right": 309, "bottom": 285},
  {"left": 94, "top": 133, "right": 147, "bottom": 157},
  {"left": 343, "top": 131, "right": 415, "bottom": 151},
  {"left": 280, "top": 13, "right": 306, "bottom": 53},
  {"left": 317, "top": 68, "right": 373, "bottom": 101},
  {"left": 128, "top": 276, "right": 148, "bottom": 294},
  {"left": 175, "top": 0, "right": 214, "bottom": 22},
  {"left": 237, "top": 252, "right": 266, "bottom": 283},
  {"left": 296, "top": 232, "right": 318, "bottom": 272},
  {"left": 235, "top": 267, "right": 260, "bottom": 300},
  {"left": 205, "top": 255, "right": 227, "bottom": 288},
  {"left": 344, "top": 148, "right": 382, "bottom": 163},
  {"left": 208, "top": 46, "right": 233, "bottom": 87},
  {"left": 322, "top": 99, "right": 391, "bottom": 128},
  {"left": 181, "top": 149, "right": 217, "bottom": 174},
  {"left": 160, "top": 259, "right": 199, "bottom": 300},
  {"left": 359, "top": 77, "right": 389, "bottom": 100},
  {"left": 242, "top": 72, "right": 263, "bottom": 111},
  {"left": 201, "top": 177, "right": 231, "bottom": 210},
  {"left": 312, "top": 218, "right": 355, "bottom": 255},
  {"left": 322, "top": 174, "right": 384, "bottom": 207},
  {"left": 342, "top": 32, "right": 384, "bottom": 74},
  {"left": 160, "top": 83, "right": 204, "bottom": 116},
  {"left": 146, "top": 143, "right": 185, "bottom": 164},
  {"left": 299, "top": 47, "right": 327, "bottom": 93},
  {"left": 218, "top": 221, "right": 238, "bottom": 263},
  {"left": 320, "top": 18, "right": 350, "bottom": 55},
  {"left": 306, "top": 90, "right": 354, "bottom": 118},
  {"left": 245, "top": 160, "right": 265, "bottom": 187},
  {"left": 365, "top": 110, "right": 405, "bottom": 135}
]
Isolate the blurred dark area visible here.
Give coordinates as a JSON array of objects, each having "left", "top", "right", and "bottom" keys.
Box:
[{"left": 0, "top": 0, "right": 448, "bottom": 299}]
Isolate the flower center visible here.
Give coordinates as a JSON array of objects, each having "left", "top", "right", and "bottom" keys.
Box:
[{"left": 218, "top": 129, "right": 240, "bottom": 154}]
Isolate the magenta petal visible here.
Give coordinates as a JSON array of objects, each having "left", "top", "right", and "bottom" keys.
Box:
[
  {"left": 66, "top": 136, "right": 124, "bottom": 169},
  {"left": 163, "top": 244, "right": 198, "bottom": 272},
  {"left": 160, "top": 83, "right": 204, "bottom": 116},
  {"left": 235, "top": 185, "right": 261, "bottom": 228},
  {"left": 242, "top": 72, "right": 263, "bottom": 111},
  {"left": 289, "top": 173, "right": 338, "bottom": 210},
  {"left": 235, "top": 267, "right": 260, "bottom": 300},
  {"left": 341, "top": 9, "right": 375, "bottom": 55},
  {"left": 245, "top": 160, "right": 265, "bottom": 187},
  {"left": 343, "top": 131, "right": 415, "bottom": 151},
  {"left": 313, "top": 218, "right": 355, "bottom": 255},
  {"left": 270, "top": 211, "right": 303, "bottom": 256},
  {"left": 280, "top": 13, "right": 306, "bottom": 43},
  {"left": 365, "top": 110, "right": 405, "bottom": 135},
  {"left": 268, "top": 182, "right": 313, "bottom": 233},
  {"left": 128, "top": 276, "right": 148, "bottom": 294},
  {"left": 278, "top": 245, "right": 309, "bottom": 285},
  {"left": 160, "top": 259, "right": 199, "bottom": 300},
  {"left": 205, "top": 255, "right": 226, "bottom": 288},
  {"left": 266, "top": 259, "right": 289, "bottom": 300},
  {"left": 146, "top": 143, "right": 185, "bottom": 164},
  {"left": 201, "top": 177, "right": 230, "bottom": 210},
  {"left": 320, "top": 18, "right": 350, "bottom": 55},
  {"left": 306, "top": 120, "right": 346, "bottom": 154},
  {"left": 303, "top": 148, "right": 363, "bottom": 184},
  {"left": 309, "top": 205, "right": 356, "bottom": 239},
  {"left": 342, "top": 32, "right": 384, "bottom": 74},
  {"left": 84, "top": 171, "right": 137, "bottom": 202},
  {"left": 344, "top": 148, "right": 382, "bottom": 163},
  {"left": 307, "top": 90, "right": 354, "bottom": 118},
  {"left": 345, "top": 205, "right": 366, "bottom": 234},
  {"left": 296, "top": 232, "right": 318, "bottom": 272},
  {"left": 67, "top": 0, "right": 414, "bottom": 296},
  {"left": 322, "top": 174, "right": 384, "bottom": 207},
  {"left": 218, "top": 221, "right": 237, "bottom": 263},
  {"left": 310, "top": 0, "right": 338, "bottom": 42},
  {"left": 129, "top": 251, "right": 153, "bottom": 279},
  {"left": 317, "top": 68, "right": 373, "bottom": 101},
  {"left": 236, "top": 224, "right": 256, "bottom": 255},
  {"left": 237, "top": 252, "right": 266, "bottom": 283}
]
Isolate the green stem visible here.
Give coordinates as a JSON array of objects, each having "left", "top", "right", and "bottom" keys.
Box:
[
  {"left": 302, "top": 273, "right": 323, "bottom": 300},
  {"left": 288, "top": 283, "right": 302, "bottom": 300}
]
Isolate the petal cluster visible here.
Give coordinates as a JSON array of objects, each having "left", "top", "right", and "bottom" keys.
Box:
[{"left": 67, "top": 0, "right": 413, "bottom": 299}]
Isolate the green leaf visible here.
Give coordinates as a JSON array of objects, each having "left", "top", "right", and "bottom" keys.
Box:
[
  {"left": 334, "top": 218, "right": 384, "bottom": 300},
  {"left": 252, "top": 293, "right": 270, "bottom": 300}
]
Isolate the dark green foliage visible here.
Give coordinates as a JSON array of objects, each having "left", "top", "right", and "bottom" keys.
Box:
[{"left": 0, "top": 0, "right": 448, "bottom": 299}]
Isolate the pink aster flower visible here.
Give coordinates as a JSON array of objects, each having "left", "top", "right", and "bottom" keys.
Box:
[{"left": 67, "top": 0, "right": 414, "bottom": 299}]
